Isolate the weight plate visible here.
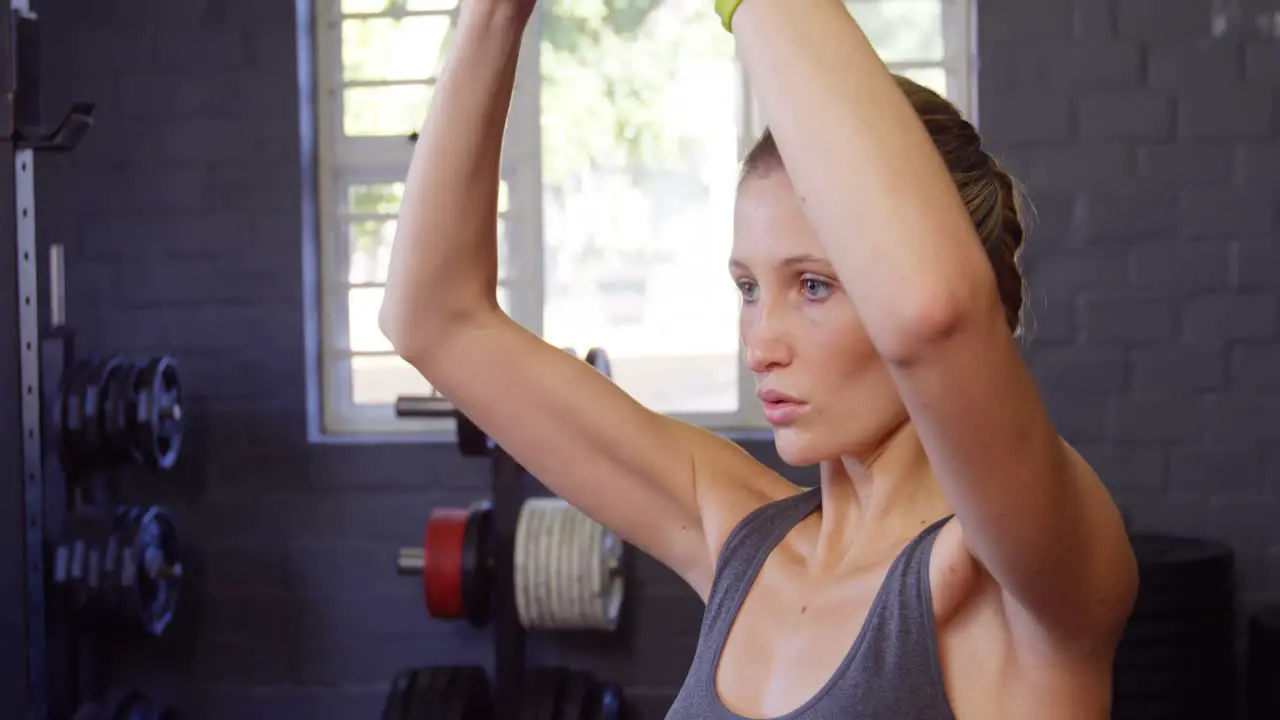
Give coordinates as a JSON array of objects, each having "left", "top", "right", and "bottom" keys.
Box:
[
  {"left": 519, "top": 672, "right": 545, "bottom": 720},
  {"left": 458, "top": 666, "right": 494, "bottom": 720},
  {"left": 515, "top": 499, "right": 624, "bottom": 631},
  {"left": 557, "top": 670, "right": 593, "bottom": 720},
  {"left": 424, "top": 509, "right": 469, "bottom": 620},
  {"left": 595, "top": 682, "right": 623, "bottom": 720},
  {"left": 103, "top": 359, "right": 143, "bottom": 466},
  {"left": 58, "top": 359, "right": 94, "bottom": 475},
  {"left": 440, "top": 666, "right": 473, "bottom": 720},
  {"left": 99, "top": 688, "right": 148, "bottom": 720},
  {"left": 1115, "top": 534, "right": 1236, "bottom": 720},
  {"left": 133, "top": 355, "right": 184, "bottom": 472},
  {"left": 382, "top": 668, "right": 417, "bottom": 720},
  {"left": 1250, "top": 607, "right": 1280, "bottom": 720},
  {"left": 455, "top": 411, "right": 489, "bottom": 457},
  {"left": 407, "top": 665, "right": 450, "bottom": 719},
  {"left": 120, "top": 505, "right": 182, "bottom": 637},
  {"left": 82, "top": 355, "right": 123, "bottom": 471},
  {"left": 461, "top": 501, "right": 493, "bottom": 627},
  {"left": 584, "top": 348, "right": 611, "bottom": 380},
  {"left": 534, "top": 667, "right": 567, "bottom": 720}
]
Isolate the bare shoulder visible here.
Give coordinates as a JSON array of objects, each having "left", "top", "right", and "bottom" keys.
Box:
[{"left": 682, "top": 437, "right": 801, "bottom": 599}]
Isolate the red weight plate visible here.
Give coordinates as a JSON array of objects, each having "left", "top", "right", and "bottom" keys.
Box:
[{"left": 424, "top": 508, "right": 469, "bottom": 620}]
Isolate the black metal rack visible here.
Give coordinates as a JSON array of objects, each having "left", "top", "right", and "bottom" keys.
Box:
[
  {"left": 2, "top": 3, "right": 97, "bottom": 716},
  {"left": 487, "top": 446, "right": 530, "bottom": 719}
]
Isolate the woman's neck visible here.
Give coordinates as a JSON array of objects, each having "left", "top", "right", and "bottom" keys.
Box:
[{"left": 808, "top": 422, "right": 950, "bottom": 572}]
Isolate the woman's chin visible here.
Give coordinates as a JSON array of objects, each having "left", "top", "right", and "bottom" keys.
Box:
[{"left": 772, "top": 426, "right": 828, "bottom": 467}]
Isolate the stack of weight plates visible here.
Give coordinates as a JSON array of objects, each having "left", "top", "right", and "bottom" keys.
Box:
[
  {"left": 1112, "top": 534, "right": 1235, "bottom": 720},
  {"left": 1248, "top": 606, "right": 1280, "bottom": 720}
]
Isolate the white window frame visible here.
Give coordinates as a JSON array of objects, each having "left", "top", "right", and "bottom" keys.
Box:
[{"left": 308, "top": 0, "right": 977, "bottom": 441}]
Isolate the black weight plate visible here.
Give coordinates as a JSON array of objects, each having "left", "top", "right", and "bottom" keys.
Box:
[
  {"left": 99, "top": 688, "right": 147, "bottom": 720},
  {"left": 460, "top": 666, "right": 495, "bottom": 720},
  {"left": 534, "top": 668, "right": 568, "bottom": 720},
  {"left": 383, "top": 669, "right": 417, "bottom": 720},
  {"left": 122, "top": 506, "right": 182, "bottom": 637},
  {"left": 519, "top": 672, "right": 546, "bottom": 720},
  {"left": 134, "top": 355, "right": 184, "bottom": 472},
  {"left": 461, "top": 501, "right": 493, "bottom": 627},
  {"left": 584, "top": 348, "right": 611, "bottom": 379},
  {"left": 556, "top": 670, "right": 593, "bottom": 720},
  {"left": 442, "top": 666, "right": 477, "bottom": 720},
  {"left": 455, "top": 411, "right": 488, "bottom": 457},
  {"left": 595, "top": 682, "right": 623, "bottom": 720},
  {"left": 58, "top": 359, "right": 94, "bottom": 474},
  {"left": 74, "top": 357, "right": 107, "bottom": 472},
  {"left": 98, "top": 531, "right": 123, "bottom": 625},
  {"left": 82, "top": 356, "right": 123, "bottom": 470},
  {"left": 105, "top": 508, "right": 142, "bottom": 627},
  {"left": 412, "top": 666, "right": 454, "bottom": 719},
  {"left": 103, "top": 359, "right": 143, "bottom": 465}
]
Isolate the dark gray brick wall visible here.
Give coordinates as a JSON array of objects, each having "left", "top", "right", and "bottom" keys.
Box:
[
  {"left": 29, "top": 0, "right": 1280, "bottom": 717},
  {"left": 988, "top": 0, "right": 1280, "bottom": 610}
]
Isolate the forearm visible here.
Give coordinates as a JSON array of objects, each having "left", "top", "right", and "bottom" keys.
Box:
[
  {"left": 379, "top": 1, "right": 526, "bottom": 355},
  {"left": 732, "top": 0, "right": 995, "bottom": 356}
]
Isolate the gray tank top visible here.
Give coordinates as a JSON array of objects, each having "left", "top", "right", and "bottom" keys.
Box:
[{"left": 665, "top": 487, "right": 957, "bottom": 719}]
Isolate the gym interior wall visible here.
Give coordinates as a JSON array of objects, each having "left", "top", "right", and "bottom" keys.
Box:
[{"left": 5, "top": 0, "right": 1280, "bottom": 718}]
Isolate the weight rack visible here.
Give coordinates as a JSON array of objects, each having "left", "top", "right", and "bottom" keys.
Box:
[
  {"left": 2, "top": 3, "right": 98, "bottom": 717},
  {"left": 399, "top": 376, "right": 627, "bottom": 718},
  {"left": 488, "top": 445, "right": 530, "bottom": 720}
]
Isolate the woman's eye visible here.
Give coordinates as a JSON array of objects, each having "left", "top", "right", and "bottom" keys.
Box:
[
  {"left": 737, "top": 280, "right": 759, "bottom": 302},
  {"left": 802, "top": 277, "right": 831, "bottom": 300}
]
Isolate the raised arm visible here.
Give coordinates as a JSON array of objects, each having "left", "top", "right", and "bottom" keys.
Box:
[
  {"left": 725, "top": 0, "right": 1136, "bottom": 651},
  {"left": 378, "top": 0, "right": 751, "bottom": 594}
]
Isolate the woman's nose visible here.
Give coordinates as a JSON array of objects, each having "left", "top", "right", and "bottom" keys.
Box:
[{"left": 743, "top": 305, "right": 793, "bottom": 373}]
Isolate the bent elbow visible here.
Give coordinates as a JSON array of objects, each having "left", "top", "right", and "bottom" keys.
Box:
[
  {"left": 876, "top": 276, "right": 999, "bottom": 365},
  {"left": 378, "top": 298, "right": 428, "bottom": 363}
]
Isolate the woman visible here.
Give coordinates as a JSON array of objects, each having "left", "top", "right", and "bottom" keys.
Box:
[{"left": 379, "top": 0, "right": 1139, "bottom": 717}]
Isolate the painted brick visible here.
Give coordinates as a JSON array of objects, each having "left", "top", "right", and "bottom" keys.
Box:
[{"left": 25, "top": 0, "right": 1280, "bottom": 716}]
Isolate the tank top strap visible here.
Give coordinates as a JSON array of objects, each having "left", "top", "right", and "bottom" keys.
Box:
[{"left": 701, "top": 487, "right": 823, "bottom": 628}]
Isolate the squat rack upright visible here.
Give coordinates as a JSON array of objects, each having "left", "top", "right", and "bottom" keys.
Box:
[{"left": 2, "top": 2, "right": 95, "bottom": 718}]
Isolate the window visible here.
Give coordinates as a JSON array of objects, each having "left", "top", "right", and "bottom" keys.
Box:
[{"left": 311, "top": 0, "right": 975, "bottom": 437}]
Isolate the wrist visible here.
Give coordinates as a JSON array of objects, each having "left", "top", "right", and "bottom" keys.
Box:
[{"left": 716, "top": 0, "right": 744, "bottom": 31}]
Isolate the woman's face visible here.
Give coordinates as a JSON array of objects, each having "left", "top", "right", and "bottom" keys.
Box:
[{"left": 731, "top": 170, "right": 908, "bottom": 466}]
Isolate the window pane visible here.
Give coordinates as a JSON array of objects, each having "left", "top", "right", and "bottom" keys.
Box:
[
  {"left": 347, "top": 216, "right": 508, "bottom": 285},
  {"left": 347, "top": 182, "right": 405, "bottom": 215},
  {"left": 345, "top": 181, "right": 505, "bottom": 215},
  {"left": 348, "top": 219, "right": 396, "bottom": 284},
  {"left": 847, "top": 0, "right": 944, "bottom": 63},
  {"left": 347, "top": 285, "right": 509, "bottom": 354},
  {"left": 343, "top": 84, "right": 433, "bottom": 137},
  {"left": 348, "top": 287, "right": 393, "bottom": 352},
  {"left": 352, "top": 354, "right": 433, "bottom": 405},
  {"left": 342, "top": 16, "right": 453, "bottom": 82},
  {"left": 496, "top": 218, "right": 510, "bottom": 281},
  {"left": 341, "top": 0, "right": 459, "bottom": 15},
  {"left": 540, "top": 0, "right": 741, "bottom": 415},
  {"left": 896, "top": 65, "right": 948, "bottom": 99}
]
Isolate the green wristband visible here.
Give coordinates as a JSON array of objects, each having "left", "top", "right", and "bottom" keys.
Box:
[{"left": 715, "top": 0, "right": 743, "bottom": 31}]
